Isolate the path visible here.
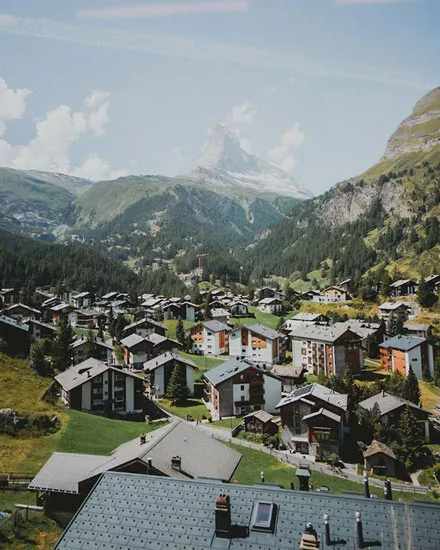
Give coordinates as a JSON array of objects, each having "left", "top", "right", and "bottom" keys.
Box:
[{"left": 196, "top": 422, "right": 430, "bottom": 495}]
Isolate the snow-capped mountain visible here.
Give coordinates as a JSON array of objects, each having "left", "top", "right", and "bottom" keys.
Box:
[{"left": 189, "top": 124, "right": 313, "bottom": 199}]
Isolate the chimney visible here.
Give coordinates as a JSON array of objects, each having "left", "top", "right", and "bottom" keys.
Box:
[
  {"left": 215, "top": 493, "right": 231, "bottom": 538},
  {"left": 323, "top": 514, "right": 331, "bottom": 546},
  {"left": 355, "top": 511, "right": 364, "bottom": 549},
  {"left": 384, "top": 479, "right": 392, "bottom": 501},
  {"left": 171, "top": 456, "right": 182, "bottom": 471},
  {"left": 363, "top": 471, "right": 370, "bottom": 499},
  {"left": 146, "top": 457, "right": 152, "bottom": 474}
]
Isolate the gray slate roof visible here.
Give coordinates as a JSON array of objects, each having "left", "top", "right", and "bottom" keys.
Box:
[
  {"left": 380, "top": 334, "right": 426, "bottom": 351},
  {"left": 359, "top": 391, "right": 428, "bottom": 417},
  {"left": 276, "top": 383, "right": 347, "bottom": 410},
  {"left": 204, "top": 357, "right": 279, "bottom": 387},
  {"left": 120, "top": 333, "right": 146, "bottom": 348},
  {"left": 0, "top": 315, "right": 29, "bottom": 332},
  {"left": 123, "top": 316, "right": 167, "bottom": 332},
  {"left": 54, "top": 472, "right": 440, "bottom": 549},
  {"left": 29, "top": 420, "right": 241, "bottom": 493},
  {"left": 289, "top": 324, "right": 359, "bottom": 344},
  {"left": 203, "top": 320, "right": 231, "bottom": 333},
  {"left": 55, "top": 358, "right": 142, "bottom": 392},
  {"left": 245, "top": 323, "right": 283, "bottom": 340},
  {"left": 379, "top": 301, "right": 410, "bottom": 311},
  {"left": 290, "top": 312, "right": 325, "bottom": 321},
  {"left": 144, "top": 351, "right": 198, "bottom": 372}
]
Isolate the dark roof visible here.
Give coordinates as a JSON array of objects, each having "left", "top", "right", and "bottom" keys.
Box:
[
  {"left": 244, "top": 410, "right": 273, "bottom": 423},
  {"left": 30, "top": 420, "right": 241, "bottom": 493},
  {"left": 380, "top": 334, "right": 426, "bottom": 351},
  {"left": 359, "top": 392, "right": 429, "bottom": 417},
  {"left": 54, "top": 472, "right": 440, "bottom": 549},
  {"left": 122, "top": 316, "right": 167, "bottom": 332},
  {"left": 55, "top": 358, "right": 142, "bottom": 392},
  {"left": 276, "top": 383, "right": 347, "bottom": 410},
  {"left": 363, "top": 440, "right": 397, "bottom": 460},
  {"left": 144, "top": 351, "right": 198, "bottom": 372}
]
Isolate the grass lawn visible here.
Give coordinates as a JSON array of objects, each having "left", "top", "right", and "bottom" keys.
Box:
[
  {"left": 179, "top": 351, "right": 225, "bottom": 373},
  {"left": 165, "top": 319, "right": 195, "bottom": 340},
  {"left": 223, "top": 443, "right": 439, "bottom": 502},
  {"left": 158, "top": 398, "right": 209, "bottom": 420},
  {"left": 57, "top": 410, "right": 165, "bottom": 455},
  {"left": 419, "top": 381, "right": 440, "bottom": 411},
  {"left": 211, "top": 417, "right": 243, "bottom": 430},
  {"left": 230, "top": 307, "right": 286, "bottom": 331}
]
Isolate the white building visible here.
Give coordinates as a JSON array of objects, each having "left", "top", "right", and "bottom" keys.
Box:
[
  {"left": 229, "top": 324, "right": 285, "bottom": 365},
  {"left": 143, "top": 352, "right": 198, "bottom": 398},
  {"left": 189, "top": 320, "right": 231, "bottom": 356}
]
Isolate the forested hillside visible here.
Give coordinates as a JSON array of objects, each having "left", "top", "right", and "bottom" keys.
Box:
[{"left": 246, "top": 87, "right": 440, "bottom": 285}]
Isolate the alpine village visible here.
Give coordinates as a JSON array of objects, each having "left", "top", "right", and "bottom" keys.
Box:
[{"left": 1, "top": 7, "right": 440, "bottom": 548}]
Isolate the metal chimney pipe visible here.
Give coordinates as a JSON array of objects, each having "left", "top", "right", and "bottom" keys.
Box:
[
  {"left": 323, "top": 513, "right": 331, "bottom": 546},
  {"left": 146, "top": 457, "right": 152, "bottom": 474},
  {"left": 355, "top": 511, "right": 364, "bottom": 549},
  {"left": 260, "top": 471, "right": 265, "bottom": 483},
  {"left": 384, "top": 479, "right": 392, "bottom": 501},
  {"left": 363, "top": 471, "right": 370, "bottom": 499}
]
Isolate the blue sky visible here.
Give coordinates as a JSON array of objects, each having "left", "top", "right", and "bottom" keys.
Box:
[{"left": 0, "top": 0, "right": 438, "bottom": 194}]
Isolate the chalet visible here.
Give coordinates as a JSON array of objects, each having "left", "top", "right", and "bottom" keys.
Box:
[
  {"left": 121, "top": 317, "right": 166, "bottom": 339},
  {"left": 301, "top": 289, "right": 321, "bottom": 301},
  {"left": 29, "top": 420, "right": 241, "bottom": 522},
  {"left": 404, "top": 322, "right": 432, "bottom": 339},
  {"left": 379, "top": 334, "right": 434, "bottom": 380},
  {"left": 338, "top": 278, "right": 352, "bottom": 292},
  {"left": 189, "top": 320, "right": 231, "bottom": 356},
  {"left": 71, "top": 291, "right": 94, "bottom": 309},
  {"left": 255, "top": 286, "right": 284, "bottom": 302},
  {"left": 120, "top": 333, "right": 180, "bottom": 370},
  {"left": 204, "top": 357, "right": 282, "bottom": 417},
  {"left": 336, "top": 320, "right": 385, "bottom": 350},
  {"left": 243, "top": 410, "right": 278, "bottom": 436},
  {"left": 28, "top": 319, "right": 57, "bottom": 341},
  {"left": 272, "top": 365, "right": 305, "bottom": 392},
  {"left": 52, "top": 472, "right": 440, "bottom": 550},
  {"left": 141, "top": 296, "right": 164, "bottom": 310},
  {"left": 284, "top": 312, "right": 329, "bottom": 331},
  {"left": 50, "top": 302, "right": 75, "bottom": 324},
  {"left": 0, "top": 288, "right": 19, "bottom": 305},
  {"left": 70, "top": 337, "right": 114, "bottom": 366},
  {"left": 363, "top": 440, "right": 397, "bottom": 477},
  {"left": 359, "top": 391, "right": 431, "bottom": 441},
  {"left": 322, "top": 285, "right": 349, "bottom": 302},
  {"left": 229, "top": 323, "right": 285, "bottom": 365},
  {"left": 211, "top": 288, "right": 225, "bottom": 299},
  {"left": 4, "top": 303, "right": 41, "bottom": 322},
  {"left": 229, "top": 300, "right": 249, "bottom": 317},
  {"left": 211, "top": 307, "right": 229, "bottom": 323},
  {"left": 182, "top": 301, "right": 199, "bottom": 322},
  {"left": 258, "top": 297, "right": 283, "bottom": 314},
  {"left": 101, "top": 291, "right": 120, "bottom": 301},
  {"left": 55, "top": 358, "right": 144, "bottom": 415},
  {"left": 161, "top": 301, "right": 183, "bottom": 320},
  {"left": 276, "top": 383, "right": 347, "bottom": 456},
  {"left": 290, "top": 324, "right": 363, "bottom": 377},
  {"left": 424, "top": 274, "right": 440, "bottom": 293},
  {"left": 0, "top": 315, "right": 30, "bottom": 356},
  {"left": 377, "top": 301, "right": 411, "bottom": 322},
  {"left": 390, "top": 279, "right": 418, "bottom": 297},
  {"left": 68, "top": 309, "right": 103, "bottom": 329},
  {"left": 143, "top": 351, "right": 198, "bottom": 398}
]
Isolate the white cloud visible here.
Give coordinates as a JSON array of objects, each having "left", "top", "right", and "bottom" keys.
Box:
[
  {"left": 268, "top": 123, "right": 305, "bottom": 173},
  {"left": 72, "top": 153, "right": 128, "bottom": 180},
  {"left": 0, "top": 77, "right": 121, "bottom": 180},
  {"left": 0, "top": 77, "right": 31, "bottom": 136},
  {"left": 230, "top": 101, "right": 257, "bottom": 125},
  {"left": 239, "top": 137, "right": 253, "bottom": 154}
]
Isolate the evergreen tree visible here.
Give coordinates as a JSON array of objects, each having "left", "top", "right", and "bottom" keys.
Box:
[
  {"left": 416, "top": 279, "right": 438, "bottom": 308},
  {"left": 97, "top": 323, "right": 105, "bottom": 342},
  {"left": 397, "top": 405, "right": 425, "bottom": 471},
  {"left": 276, "top": 316, "right": 285, "bottom": 332},
  {"left": 190, "top": 283, "right": 202, "bottom": 305},
  {"left": 434, "top": 354, "right": 440, "bottom": 387},
  {"left": 176, "top": 316, "right": 185, "bottom": 346},
  {"left": 403, "top": 365, "right": 421, "bottom": 405},
  {"left": 53, "top": 317, "right": 73, "bottom": 371},
  {"left": 371, "top": 402, "right": 383, "bottom": 441},
  {"left": 365, "top": 333, "right": 380, "bottom": 359},
  {"left": 342, "top": 365, "right": 357, "bottom": 426},
  {"left": 388, "top": 314, "right": 404, "bottom": 336},
  {"left": 204, "top": 292, "right": 212, "bottom": 320},
  {"left": 114, "top": 313, "right": 129, "bottom": 341},
  {"left": 114, "top": 343, "right": 125, "bottom": 365},
  {"left": 166, "top": 363, "right": 190, "bottom": 403},
  {"left": 84, "top": 328, "right": 97, "bottom": 359},
  {"left": 30, "top": 339, "right": 51, "bottom": 376}
]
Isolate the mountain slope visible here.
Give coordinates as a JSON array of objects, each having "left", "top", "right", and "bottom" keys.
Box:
[
  {"left": 188, "top": 124, "right": 313, "bottom": 199},
  {"left": 247, "top": 86, "right": 440, "bottom": 282}
]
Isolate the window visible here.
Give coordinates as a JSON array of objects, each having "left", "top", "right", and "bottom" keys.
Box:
[
  {"left": 241, "top": 396, "right": 245, "bottom": 401},
  {"left": 250, "top": 502, "right": 277, "bottom": 533},
  {"left": 241, "top": 385, "right": 245, "bottom": 390}
]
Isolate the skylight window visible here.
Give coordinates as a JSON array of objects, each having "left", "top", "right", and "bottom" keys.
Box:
[{"left": 250, "top": 501, "right": 277, "bottom": 533}]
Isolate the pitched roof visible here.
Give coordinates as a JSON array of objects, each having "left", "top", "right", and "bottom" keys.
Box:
[
  {"left": 203, "top": 320, "right": 231, "bottom": 332},
  {"left": 359, "top": 392, "right": 428, "bottom": 416},
  {"left": 144, "top": 351, "right": 198, "bottom": 372},
  {"left": 302, "top": 408, "right": 341, "bottom": 424},
  {"left": 204, "top": 357, "right": 259, "bottom": 386},
  {"left": 245, "top": 323, "right": 284, "bottom": 340},
  {"left": 244, "top": 410, "right": 273, "bottom": 423},
  {"left": 390, "top": 279, "right": 415, "bottom": 287},
  {"left": 120, "top": 333, "right": 146, "bottom": 348},
  {"left": 0, "top": 314, "right": 29, "bottom": 332},
  {"left": 5, "top": 303, "right": 41, "bottom": 315},
  {"left": 30, "top": 420, "right": 241, "bottom": 494},
  {"left": 379, "top": 301, "right": 410, "bottom": 311},
  {"left": 380, "top": 334, "right": 426, "bottom": 351},
  {"left": 122, "top": 316, "right": 166, "bottom": 332},
  {"left": 259, "top": 297, "right": 281, "bottom": 304},
  {"left": 53, "top": 472, "right": 440, "bottom": 549},
  {"left": 290, "top": 324, "right": 360, "bottom": 344},
  {"left": 290, "top": 312, "right": 326, "bottom": 322},
  {"left": 276, "top": 383, "right": 347, "bottom": 410},
  {"left": 55, "top": 358, "right": 142, "bottom": 392},
  {"left": 404, "top": 322, "right": 431, "bottom": 332},
  {"left": 363, "top": 440, "right": 397, "bottom": 460}
]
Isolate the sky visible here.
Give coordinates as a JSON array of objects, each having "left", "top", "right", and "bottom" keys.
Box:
[{"left": 0, "top": 0, "right": 438, "bottom": 194}]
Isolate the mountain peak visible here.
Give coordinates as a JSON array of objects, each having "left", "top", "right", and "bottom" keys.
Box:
[
  {"left": 384, "top": 86, "right": 440, "bottom": 161},
  {"left": 191, "top": 124, "right": 313, "bottom": 199}
]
